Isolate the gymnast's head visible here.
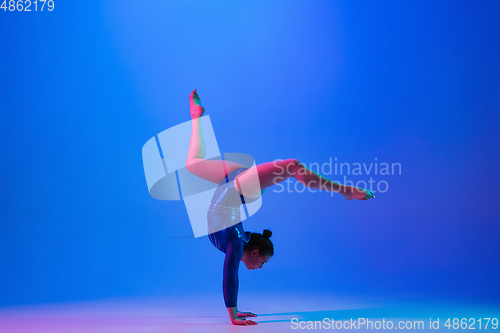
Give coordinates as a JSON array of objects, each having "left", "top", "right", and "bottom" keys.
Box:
[{"left": 242, "top": 229, "right": 274, "bottom": 270}]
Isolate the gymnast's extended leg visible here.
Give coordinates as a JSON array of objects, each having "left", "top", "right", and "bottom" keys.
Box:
[
  {"left": 185, "top": 89, "right": 246, "bottom": 183},
  {"left": 235, "top": 158, "right": 375, "bottom": 201}
]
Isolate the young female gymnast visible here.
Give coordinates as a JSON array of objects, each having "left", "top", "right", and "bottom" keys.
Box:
[{"left": 186, "top": 89, "right": 375, "bottom": 326}]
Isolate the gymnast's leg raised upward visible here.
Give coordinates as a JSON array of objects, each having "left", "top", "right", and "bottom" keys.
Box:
[{"left": 186, "top": 89, "right": 375, "bottom": 201}]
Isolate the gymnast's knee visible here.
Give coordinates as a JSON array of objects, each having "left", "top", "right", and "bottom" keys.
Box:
[{"left": 284, "top": 158, "right": 301, "bottom": 175}]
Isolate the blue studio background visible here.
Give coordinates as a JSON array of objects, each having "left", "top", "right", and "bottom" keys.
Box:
[{"left": 1, "top": 0, "right": 499, "bottom": 307}]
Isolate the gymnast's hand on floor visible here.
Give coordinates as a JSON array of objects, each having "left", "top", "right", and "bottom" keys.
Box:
[
  {"left": 237, "top": 311, "right": 257, "bottom": 319},
  {"left": 341, "top": 185, "right": 376, "bottom": 201},
  {"left": 228, "top": 307, "right": 258, "bottom": 325},
  {"left": 232, "top": 317, "right": 258, "bottom": 326}
]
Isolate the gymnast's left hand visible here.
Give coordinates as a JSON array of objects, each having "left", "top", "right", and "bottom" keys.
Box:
[{"left": 237, "top": 311, "right": 257, "bottom": 319}]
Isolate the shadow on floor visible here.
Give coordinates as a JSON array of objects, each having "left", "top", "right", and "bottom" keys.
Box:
[{"left": 257, "top": 303, "right": 500, "bottom": 324}]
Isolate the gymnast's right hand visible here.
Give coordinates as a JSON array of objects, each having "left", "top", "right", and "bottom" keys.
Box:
[
  {"left": 231, "top": 317, "right": 258, "bottom": 326},
  {"left": 227, "top": 307, "right": 257, "bottom": 325}
]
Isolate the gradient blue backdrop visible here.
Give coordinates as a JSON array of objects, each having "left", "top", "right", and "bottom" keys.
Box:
[{"left": 1, "top": 0, "right": 499, "bottom": 307}]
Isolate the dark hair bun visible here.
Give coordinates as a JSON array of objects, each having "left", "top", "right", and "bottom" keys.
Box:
[{"left": 262, "top": 229, "right": 272, "bottom": 239}]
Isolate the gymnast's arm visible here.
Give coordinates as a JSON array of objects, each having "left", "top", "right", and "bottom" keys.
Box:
[{"left": 223, "top": 239, "right": 257, "bottom": 326}]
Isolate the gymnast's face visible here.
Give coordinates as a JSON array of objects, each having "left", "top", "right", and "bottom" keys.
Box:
[{"left": 242, "top": 249, "right": 271, "bottom": 270}]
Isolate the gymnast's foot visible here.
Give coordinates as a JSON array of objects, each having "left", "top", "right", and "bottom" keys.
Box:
[
  {"left": 190, "top": 89, "right": 205, "bottom": 119},
  {"left": 342, "top": 185, "right": 375, "bottom": 201}
]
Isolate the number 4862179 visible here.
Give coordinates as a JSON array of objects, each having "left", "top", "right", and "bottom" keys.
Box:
[{"left": 1, "top": 0, "right": 55, "bottom": 11}]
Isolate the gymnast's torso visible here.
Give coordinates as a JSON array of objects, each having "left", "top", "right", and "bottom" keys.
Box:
[
  {"left": 206, "top": 167, "right": 260, "bottom": 308},
  {"left": 207, "top": 167, "right": 255, "bottom": 251}
]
